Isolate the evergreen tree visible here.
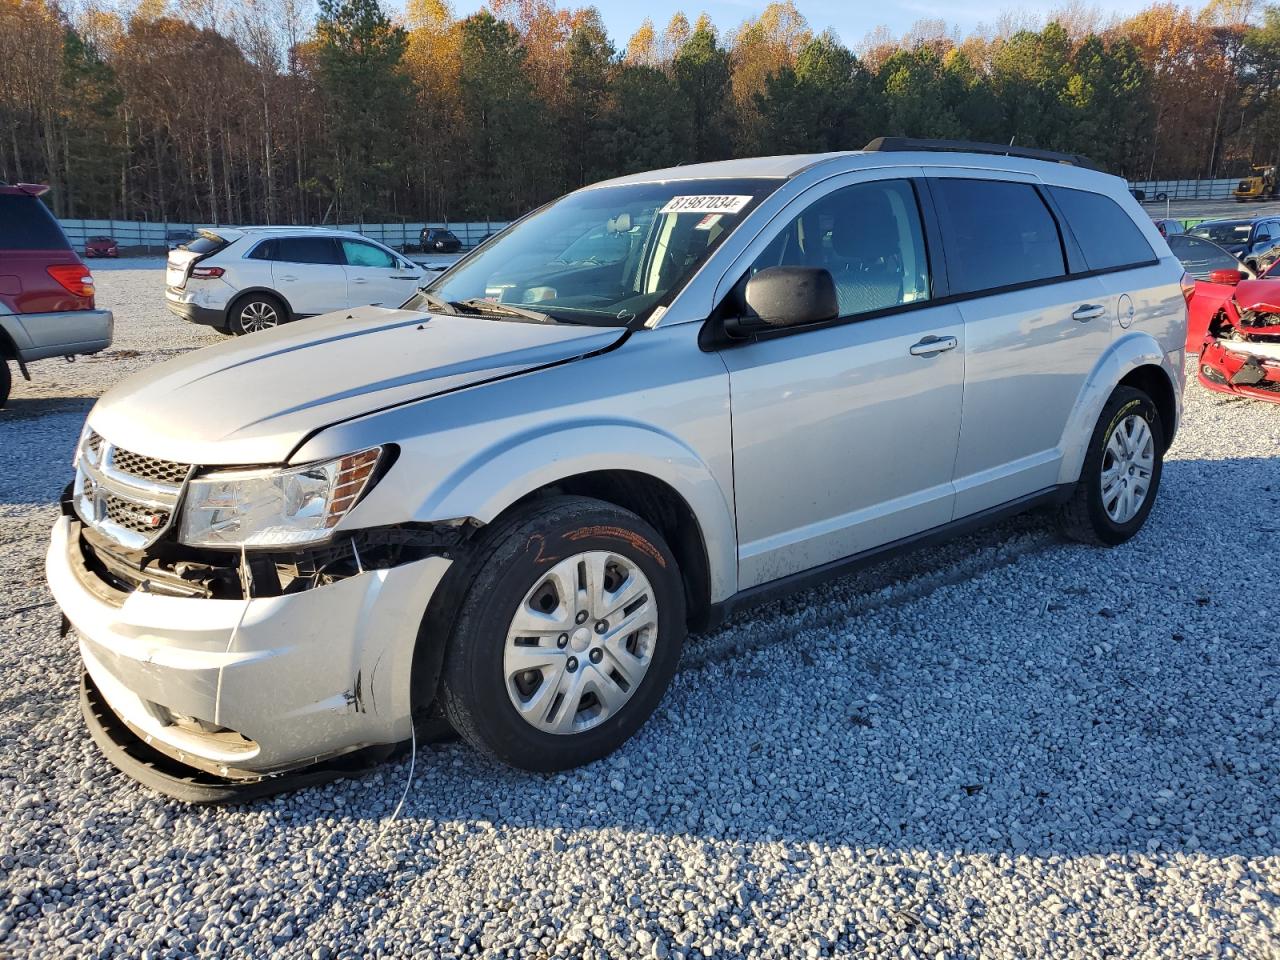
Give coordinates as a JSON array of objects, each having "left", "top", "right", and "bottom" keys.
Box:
[{"left": 314, "top": 0, "right": 411, "bottom": 220}]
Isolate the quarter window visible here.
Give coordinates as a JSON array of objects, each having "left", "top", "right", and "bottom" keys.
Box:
[
  {"left": 931, "top": 179, "right": 1066, "bottom": 295},
  {"left": 745, "top": 179, "right": 931, "bottom": 318},
  {"left": 1049, "top": 186, "right": 1156, "bottom": 271}
]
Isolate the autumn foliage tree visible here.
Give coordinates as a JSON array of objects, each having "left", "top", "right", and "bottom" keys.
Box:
[{"left": 3, "top": 0, "right": 1280, "bottom": 224}]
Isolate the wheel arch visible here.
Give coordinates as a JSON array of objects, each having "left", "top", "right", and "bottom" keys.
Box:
[
  {"left": 1057, "top": 332, "right": 1183, "bottom": 486},
  {"left": 227, "top": 287, "right": 295, "bottom": 325}
]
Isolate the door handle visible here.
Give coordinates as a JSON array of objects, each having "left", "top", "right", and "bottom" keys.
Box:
[
  {"left": 1072, "top": 303, "right": 1106, "bottom": 322},
  {"left": 351, "top": 277, "right": 368, "bottom": 284},
  {"left": 909, "top": 335, "right": 958, "bottom": 357},
  {"left": 278, "top": 274, "right": 297, "bottom": 282}
]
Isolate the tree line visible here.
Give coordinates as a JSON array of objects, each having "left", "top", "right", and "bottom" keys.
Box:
[{"left": 2, "top": 0, "right": 1279, "bottom": 224}]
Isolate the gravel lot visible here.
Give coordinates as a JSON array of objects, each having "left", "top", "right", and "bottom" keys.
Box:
[{"left": 2, "top": 261, "right": 1278, "bottom": 958}]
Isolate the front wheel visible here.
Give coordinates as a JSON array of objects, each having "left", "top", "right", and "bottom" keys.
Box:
[
  {"left": 1058, "top": 386, "right": 1165, "bottom": 546},
  {"left": 0, "top": 360, "right": 10, "bottom": 409},
  {"left": 439, "top": 496, "right": 686, "bottom": 771}
]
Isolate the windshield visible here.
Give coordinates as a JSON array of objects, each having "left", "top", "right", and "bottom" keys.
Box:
[
  {"left": 1190, "top": 221, "right": 1251, "bottom": 244},
  {"left": 410, "top": 177, "right": 781, "bottom": 326}
]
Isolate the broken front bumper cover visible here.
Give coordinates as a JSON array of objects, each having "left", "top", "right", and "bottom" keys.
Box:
[
  {"left": 80, "top": 670, "right": 399, "bottom": 803},
  {"left": 1198, "top": 337, "right": 1280, "bottom": 402},
  {"left": 47, "top": 515, "right": 454, "bottom": 794}
]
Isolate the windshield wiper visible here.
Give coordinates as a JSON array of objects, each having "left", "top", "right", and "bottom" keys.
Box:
[
  {"left": 416, "top": 289, "right": 458, "bottom": 315},
  {"left": 453, "top": 298, "right": 559, "bottom": 324}
]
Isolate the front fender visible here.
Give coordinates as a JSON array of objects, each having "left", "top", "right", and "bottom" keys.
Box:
[
  {"left": 344, "top": 418, "right": 739, "bottom": 603},
  {"left": 1056, "top": 331, "right": 1184, "bottom": 486}
]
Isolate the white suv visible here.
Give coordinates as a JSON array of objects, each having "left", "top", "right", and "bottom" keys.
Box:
[
  {"left": 165, "top": 227, "right": 426, "bottom": 335},
  {"left": 52, "top": 139, "right": 1188, "bottom": 800}
]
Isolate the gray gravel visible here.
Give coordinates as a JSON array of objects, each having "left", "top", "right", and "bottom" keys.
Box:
[{"left": 1, "top": 262, "right": 1278, "bottom": 958}]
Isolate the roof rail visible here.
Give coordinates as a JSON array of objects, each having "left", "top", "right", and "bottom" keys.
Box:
[{"left": 862, "top": 137, "right": 1100, "bottom": 170}]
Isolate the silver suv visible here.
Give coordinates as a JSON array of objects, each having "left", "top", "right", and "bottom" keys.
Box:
[{"left": 48, "top": 140, "right": 1188, "bottom": 800}]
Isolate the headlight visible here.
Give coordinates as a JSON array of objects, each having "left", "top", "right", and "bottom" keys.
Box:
[{"left": 178, "top": 447, "right": 383, "bottom": 548}]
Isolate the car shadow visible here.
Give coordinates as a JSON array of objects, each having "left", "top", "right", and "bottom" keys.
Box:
[{"left": 195, "top": 454, "right": 1280, "bottom": 866}]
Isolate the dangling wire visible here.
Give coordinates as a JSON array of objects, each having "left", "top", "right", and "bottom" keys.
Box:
[{"left": 376, "top": 719, "right": 416, "bottom": 844}]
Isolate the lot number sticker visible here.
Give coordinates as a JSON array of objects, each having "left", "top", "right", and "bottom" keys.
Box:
[{"left": 660, "top": 195, "right": 753, "bottom": 215}]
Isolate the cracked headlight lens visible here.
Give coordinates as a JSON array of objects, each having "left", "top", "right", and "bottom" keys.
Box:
[{"left": 178, "top": 447, "right": 383, "bottom": 548}]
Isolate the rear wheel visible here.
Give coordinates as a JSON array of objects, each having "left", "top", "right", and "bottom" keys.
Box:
[
  {"left": 229, "top": 294, "right": 286, "bottom": 336},
  {"left": 1058, "top": 386, "right": 1164, "bottom": 546},
  {"left": 0, "top": 360, "right": 10, "bottom": 409},
  {"left": 439, "top": 496, "right": 686, "bottom": 771}
]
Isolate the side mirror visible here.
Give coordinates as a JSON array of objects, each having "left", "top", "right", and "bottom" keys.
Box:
[
  {"left": 1208, "top": 268, "right": 1246, "bottom": 286},
  {"left": 726, "top": 266, "right": 839, "bottom": 336}
]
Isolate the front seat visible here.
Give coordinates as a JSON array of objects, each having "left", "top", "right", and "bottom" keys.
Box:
[{"left": 824, "top": 191, "right": 904, "bottom": 316}]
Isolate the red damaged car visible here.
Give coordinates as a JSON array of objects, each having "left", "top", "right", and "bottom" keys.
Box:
[{"left": 1198, "top": 271, "right": 1280, "bottom": 402}]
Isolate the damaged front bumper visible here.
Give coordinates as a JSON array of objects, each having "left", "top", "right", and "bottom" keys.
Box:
[
  {"left": 1198, "top": 337, "right": 1280, "bottom": 402},
  {"left": 48, "top": 515, "right": 453, "bottom": 794}
]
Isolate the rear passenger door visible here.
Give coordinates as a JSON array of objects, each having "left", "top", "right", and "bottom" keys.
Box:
[
  {"left": 926, "top": 173, "right": 1111, "bottom": 517},
  {"left": 269, "top": 237, "right": 347, "bottom": 316},
  {"left": 339, "top": 239, "right": 423, "bottom": 308}
]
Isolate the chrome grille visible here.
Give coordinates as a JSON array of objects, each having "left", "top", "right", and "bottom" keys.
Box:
[
  {"left": 104, "top": 496, "right": 172, "bottom": 536},
  {"left": 74, "top": 430, "right": 192, "bottom": 549},
  {"left": 110, "top": 447, "right": 191, "bottom": 485}
]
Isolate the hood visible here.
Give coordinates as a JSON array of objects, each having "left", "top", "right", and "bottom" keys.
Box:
[
  {"left": 90, "top": 305, "right": 623, "bottom": 465},
  {"left": 1232, "top": 278, "right": 1280, "bottom": 313}
]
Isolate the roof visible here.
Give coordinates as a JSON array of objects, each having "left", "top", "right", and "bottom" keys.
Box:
[
  {"left": 589, "top": 146, "right": 1122, "bottom": 192},
  {"left": 591, "top": 153, "right": 851, "bottom": 187}
]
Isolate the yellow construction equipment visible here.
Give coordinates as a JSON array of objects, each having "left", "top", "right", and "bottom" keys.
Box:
[{"left": 1234, "top": 165, "right": 1278, "bottom": 201}]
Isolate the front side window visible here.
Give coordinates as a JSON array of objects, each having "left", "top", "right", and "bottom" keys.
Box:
[
  {"left": 1049, "top": 186, "right": 1156, "bottom": 272},
  {"left": 342, "top": 240, "right": 396, "bottom": 268},
  {"left": 274, "top": 237, "right": 342, "bottom": 265},
  {"left": 931, "top": 179, "right": 1066, "bottom": 295},
  {"left": 416, "top": 178, "right": 781, "bottom": 326},
  {"left": 744, "top": 179, "right": 931, "bottom": 318},
  {"left": 1167, "top": 235, "right": 1243, "bottom": 279}
]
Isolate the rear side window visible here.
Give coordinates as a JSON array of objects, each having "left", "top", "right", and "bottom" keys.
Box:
[
  {"left": 272, "top": 237, "right": 342, "bottom": 264},
  {"left": 0, "top": 196, "right": 70, "bottom": 250},
  {"left": 1049, "top": 187, "right": 1156, "bottom": 271},
  {"left": 930, "top": 179, "right": 1065, "bottom": 295}
]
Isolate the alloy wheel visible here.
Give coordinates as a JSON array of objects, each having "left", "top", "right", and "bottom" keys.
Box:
[
  {"left": 239, "top": 300, "right": 279, "bottom": 333},
  {"left": 503, "top": 551, "right": 658, "bottom": 735}
]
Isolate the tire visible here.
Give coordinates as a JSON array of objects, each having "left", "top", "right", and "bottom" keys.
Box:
[
  {"left": 439, "top": 495, "right": 686, "bottom": 771},
  {"left": 1057, "top": 386, "right": 1165, "bottom": 546},
  {"left": 228, "top": 293, "right": 287, "bottom": 336},
  {"left": 0, "top": 360, "right": 10, "bottom": 410}
]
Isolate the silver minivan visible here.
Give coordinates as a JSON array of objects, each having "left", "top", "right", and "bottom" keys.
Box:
[{"left": 48, "top": 139, "right": 1188, "bottom": 800}]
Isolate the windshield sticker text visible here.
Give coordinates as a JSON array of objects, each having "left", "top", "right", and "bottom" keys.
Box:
[{"left": 659, "top": 195, "right": 753, "bottom": 215}]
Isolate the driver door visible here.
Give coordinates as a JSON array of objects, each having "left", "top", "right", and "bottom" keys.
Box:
[{"left": 717, "top": 174, "right": 965, "bottom": 588}]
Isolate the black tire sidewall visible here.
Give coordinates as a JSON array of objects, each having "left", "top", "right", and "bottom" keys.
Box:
[
  {"left": 0, "top": 360, "right": 10, "bottom": 409},
  {"left": 230, "top": 294, "right": 285, "bottom": 335},
  {"left": 442, "top": 498, "right": 686, "bottom": 771},
  {"left": 1082, "top": 390, "right": 1164, "bottom": 545}
]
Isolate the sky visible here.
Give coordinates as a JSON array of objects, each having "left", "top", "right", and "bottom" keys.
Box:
[{"left": 442, "top": 0, "right": 1168, "bottom": 48}]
